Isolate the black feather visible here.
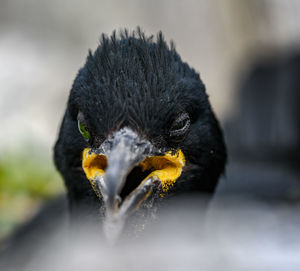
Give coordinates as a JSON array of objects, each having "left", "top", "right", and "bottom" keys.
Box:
[{"left": 54, "top": 28, "right": 227, "bottom": 221}]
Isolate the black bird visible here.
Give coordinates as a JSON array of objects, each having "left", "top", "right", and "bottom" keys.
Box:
[
  {"left": 0, "top": 29, "right": 226, "bottom": 269},
  {"left": 54, "top": 29, "right": 226, "bottom": 236}
]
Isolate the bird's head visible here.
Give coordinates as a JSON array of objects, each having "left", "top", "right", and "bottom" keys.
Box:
[{"left": 54, "top": 30, "right": 226, "bottom": 236}]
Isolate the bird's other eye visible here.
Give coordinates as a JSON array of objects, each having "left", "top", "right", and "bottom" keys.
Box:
[
  {"left": 78, "top": 120, "right": 90, "bottom": 141},
  {"left": 169, "top": 113, "right": 190, "bottom": 142},
  {"left": 77, "top": 112, "right": 91, "bottom": 141}
]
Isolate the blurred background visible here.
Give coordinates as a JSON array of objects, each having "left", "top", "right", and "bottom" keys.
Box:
[{"left": 0, "top": 0, "right": 300, "bottom": 257}]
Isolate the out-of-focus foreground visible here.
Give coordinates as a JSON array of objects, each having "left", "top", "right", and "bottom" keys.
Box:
[{"left": 0, "top": 0, "right": 300, "bottom": 268}]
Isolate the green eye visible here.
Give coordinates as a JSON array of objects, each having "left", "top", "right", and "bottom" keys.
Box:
[{"left": 78, "top": 120, "right": 90, "bottom": 141}]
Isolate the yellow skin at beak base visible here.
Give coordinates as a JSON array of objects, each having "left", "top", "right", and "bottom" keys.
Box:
[
  {"left": 82, "top": 148, "right": 186, "bottom": 194},
  {"left": 82, "top": 148, "right": 106, "bottom": 182},
  {"left": 139, "top": 150, "right": 185, "bottom": 192}
]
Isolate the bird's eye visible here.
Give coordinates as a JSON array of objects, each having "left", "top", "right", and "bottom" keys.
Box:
[
  {"left": 169, "top": 113, "right": 190, "bottom": 142},
  {"left": 78, "top": 120, "right": 90, "bottom": 141}
]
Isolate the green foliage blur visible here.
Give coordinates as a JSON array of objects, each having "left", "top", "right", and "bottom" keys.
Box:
[{"left": 0, "top": 150, "right": 64, "bottom": 241}]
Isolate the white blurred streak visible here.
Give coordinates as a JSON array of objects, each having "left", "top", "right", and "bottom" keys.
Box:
[{"left": 8, "top": 198, "right": 300, "bottom": 271}]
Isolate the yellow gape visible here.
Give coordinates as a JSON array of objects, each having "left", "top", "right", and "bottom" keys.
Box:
[
  {"left": 82, "top": 149, "right": 107, "bottom": 193},
  {"left": 82, "top": 148, "right": 185, "bottom": 194},
  {"left": 139, "top": 150, "right": 185, "bottom": 192}
]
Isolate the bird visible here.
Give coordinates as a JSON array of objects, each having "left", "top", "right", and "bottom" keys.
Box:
[
  {"left": 0, "top": 29, "right": 226, "bottom": 269},
  {"left": 53, "top": 28, "right": 226, "bottom": 237}
]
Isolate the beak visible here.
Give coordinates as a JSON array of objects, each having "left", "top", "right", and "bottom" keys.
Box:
[{"left": 82, "top": 127, "right": 185, "bottom": 237}]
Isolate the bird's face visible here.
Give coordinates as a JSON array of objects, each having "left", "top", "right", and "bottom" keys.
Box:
[{"left": 54, "top": 33, "right": 226, "bottom": 236}]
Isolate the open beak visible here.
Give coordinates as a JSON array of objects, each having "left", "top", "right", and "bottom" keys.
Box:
[{"left": 81, "top": 127, "right": 185, "bottom": 236}]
